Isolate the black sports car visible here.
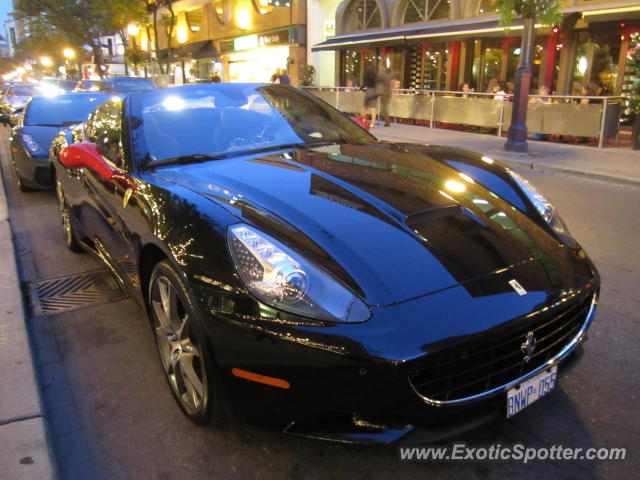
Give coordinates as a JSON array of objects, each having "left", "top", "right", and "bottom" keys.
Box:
[
  {"left": 8, "top": 91, "right": 110, "bottom": 190},
  {"left": 51, "top": 84, "right": 599, "bottom": 444}
]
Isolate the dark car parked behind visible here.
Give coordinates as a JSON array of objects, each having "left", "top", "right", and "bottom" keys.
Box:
[
  {"left": 8, "top": 91, "right": 110, "bottom": 190},
  {"left": 75, "top": 76, "right": 155, "bottom": 95}
]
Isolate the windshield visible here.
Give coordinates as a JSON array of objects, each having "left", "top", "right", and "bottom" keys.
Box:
[
  {"left": 107, "top": 77, "right": 154, "bottom": 92},
  {"left": 130, "top": 84, "right": 375, "bottom": 164},
  {"left": 24, "top": 94, "right": 108, "bottom": 126},
  {"left": 8, "top": 85, "right": 38, "bottom": 97}
]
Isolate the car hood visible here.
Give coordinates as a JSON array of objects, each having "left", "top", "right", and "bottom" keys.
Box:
[
  {"left": 154, "top": 143, "right": 566, "bottom": 306},
  {"left": 18, "top": 125, "right": 66, "bottom": 152}
]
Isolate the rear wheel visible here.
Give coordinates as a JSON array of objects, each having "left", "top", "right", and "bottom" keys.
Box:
[
  {"left": 55, "top": 176, "right": 83, "bottom": 253},
  {"left": 12, "top": 160, "right": 33, "bottom": 192},
  {"left": 148, "top": 260, "right": 220, "bottom": 424}
]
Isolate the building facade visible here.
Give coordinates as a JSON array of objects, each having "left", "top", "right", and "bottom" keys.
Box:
[
  {"left": 131, "top": 0, "right": 306, "bottom": 85},
  {"left": 309, "top": 0, "right": 640, "bottom": 95}
]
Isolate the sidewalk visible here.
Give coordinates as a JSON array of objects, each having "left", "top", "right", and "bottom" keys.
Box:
[
  {"left": 372, "top": 123, "right": 640, "bottom": 186},
  {"left": 0, "top": 170, "right": 56, "bottom": 476}
]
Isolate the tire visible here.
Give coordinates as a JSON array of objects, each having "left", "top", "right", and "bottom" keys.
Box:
[
  {"left": 148, "top": 260, "right": 220, "bottom": 425},
  {"left": 54, "top": 175, "right": 83, "bottom": 253},
  {"left": 13, "top": 161, "right": 33, "bottom": 192}
]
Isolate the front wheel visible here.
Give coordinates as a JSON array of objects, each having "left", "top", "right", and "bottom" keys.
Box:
[
  {"left": 55, "top": 176, "right": 83, "bottom": 253},
  {"left": 148, "top": 260, "right": 220, "bottom": 424}
]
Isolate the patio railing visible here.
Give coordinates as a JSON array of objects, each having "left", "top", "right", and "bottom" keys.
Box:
[{"left": 300, "top": 86, "right": 624, "bottom": 149}]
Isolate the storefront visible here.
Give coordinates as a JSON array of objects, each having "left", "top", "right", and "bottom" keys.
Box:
[
  {"left": 157, "top": 40, "right": 219, "bottom": 84},
  {"left": 219, "top": 26, "right": 305, "bottom": 83},
  {"left": 312, "top": 1, "right": 640, "bottom": 96}
]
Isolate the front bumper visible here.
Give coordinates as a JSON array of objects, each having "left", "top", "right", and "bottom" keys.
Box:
[{"left": 199, "top": 280, "right": 597, "bottom": 444}]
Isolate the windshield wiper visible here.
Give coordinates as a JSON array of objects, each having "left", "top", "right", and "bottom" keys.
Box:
[
  {"left": 29, "top": 121, "right": 82, "bottom": 127},
  {"left": 151, "top": 153, "right": 228, "bottom": 167},
  {"left": 222, "top": 141, "right": 343, "bottom": 158},
  {"left": 150, "top": 141, "right": 343, "bottom": 168}
]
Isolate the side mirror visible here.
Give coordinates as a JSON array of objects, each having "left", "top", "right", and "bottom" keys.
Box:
[{"left": 60, "top": 143, "right": 114, "bottom": 181}]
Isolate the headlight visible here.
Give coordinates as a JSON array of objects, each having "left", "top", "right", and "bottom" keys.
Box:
[
  {"left": 21, "top": 134, "right": 46, "bottom": 156},
  {"left": 227, "top": 224, "right": 370, "bottom": 323},
  {"left": 508, "top": 170, "right": 567, "bottom": 234}
]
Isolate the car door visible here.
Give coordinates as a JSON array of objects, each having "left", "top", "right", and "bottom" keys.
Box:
[{"left": 80, "top": 100, "right": 137, "bottom": 287}]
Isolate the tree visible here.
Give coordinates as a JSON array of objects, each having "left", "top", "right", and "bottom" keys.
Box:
[
  {"left": 15, "top": 0, "right": 111, "bottom": 77},
  {"left": 141, "top": 0, "right": 178, "bottom": 75},
  {"left": 101, "top": 0, "right": 148, "bottom": 76},
  {"left": 626, "top": 33, "right": 640, "bottom": 150},
  {"left": 498, "top": 0, "right": 562, "bottom": 152}
]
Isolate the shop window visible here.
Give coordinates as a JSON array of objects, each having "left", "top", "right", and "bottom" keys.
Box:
[
  {"left": 340, "top": 49, "right": 362, "bottom": 86},
  {"left": 403, "top": 0, "right": 450, "bottom": 24},
  {"left": 213, "top": 0, "right": 231, "bottom": 25},
  {"left": 477, "top": 0, "right": 498, "bottom": 15},
  {"left": 339, "top": 48, "right": 381, "bottom": 86},
  {"left": 186, "top": 8, "right": 203, "bottom": 32},
  {"left": 571, "top": 30, "right": 620, "bottom": 95},
  {"left": 343, "top": 0, "right": 382, "bottom": 34},
  {"left": 253, "top": 0, "right": 275, "bottom": 14}
]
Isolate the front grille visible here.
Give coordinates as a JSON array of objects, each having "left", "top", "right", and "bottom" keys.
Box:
[{"left": 409, "top": 296, "right": 592, "bottom": 403}]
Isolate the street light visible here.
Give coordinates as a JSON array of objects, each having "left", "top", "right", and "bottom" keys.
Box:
[
  {"left": 63, "top": 48, "right": 75, "bottom": 59},
  {"left": 40, "top": 56, "right": 53, "bottom": 67},
  {"left": 127, "top": 23, "right": 140, "bottom": 36}
]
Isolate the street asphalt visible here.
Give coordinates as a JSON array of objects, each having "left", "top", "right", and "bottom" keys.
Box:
[{"left": 0, "top": 124, "right": 638, "bottom": 479}]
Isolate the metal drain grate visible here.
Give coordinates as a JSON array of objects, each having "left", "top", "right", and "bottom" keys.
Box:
[{"left": 28, "top": 269, "right": 127, "bottom": 316}]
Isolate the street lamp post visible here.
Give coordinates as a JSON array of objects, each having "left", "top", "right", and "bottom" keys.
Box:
[
  {"left": 505, "top": 17, "right": 535, "bottom": 153},
  {"left": 63, "top": 48, "right": 76, "bottom": 80}
]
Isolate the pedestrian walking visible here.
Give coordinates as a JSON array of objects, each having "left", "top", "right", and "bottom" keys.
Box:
[
  {"left": 280, "top": 70, "right": 290, "bottom": 85},
  {"left": 271, "top": 69, "right": 282, "bottom": 84},
  {"left": 361, "top": 67, "right": 378, "bottom": 127},
  {"left": 376, "top": 65, "right": 392, "bottom": 127}
]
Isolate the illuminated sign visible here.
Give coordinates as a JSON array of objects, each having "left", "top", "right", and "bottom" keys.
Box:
[
  {"left": 258, "top": 29, "right": 289, "bottom": 47},
  {"left": 234, "top": 34, "right": 258, "bottom": 51}
]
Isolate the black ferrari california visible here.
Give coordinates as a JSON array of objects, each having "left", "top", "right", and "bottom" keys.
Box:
[{"left": 51, "top": 83, "right": 599, "bottom": 444}]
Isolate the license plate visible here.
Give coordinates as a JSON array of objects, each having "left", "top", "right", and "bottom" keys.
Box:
[{"left": 506, "top": 366, "right": 557, "bottom": 418}]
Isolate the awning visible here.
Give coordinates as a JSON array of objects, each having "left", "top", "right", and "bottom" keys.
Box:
[
  {"left": 312, "top": 29, "right": 412, "bottom": 51},
  {"left": 157, "top": 40, "right": 219, "bottom": 61},
  {"left": 312, "top": 18, "right": 535, "bottom": 51}
]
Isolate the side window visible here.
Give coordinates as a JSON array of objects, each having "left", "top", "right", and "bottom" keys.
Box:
[{"left": 85, "top": 100, "right": 125, "bottom": 169}]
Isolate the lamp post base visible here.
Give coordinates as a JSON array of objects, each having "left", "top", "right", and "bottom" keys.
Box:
[{"left": 505, "top": 125, "right": 529, "bottom": 152}]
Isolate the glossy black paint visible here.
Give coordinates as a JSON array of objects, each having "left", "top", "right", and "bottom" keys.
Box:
[
  {"left": 51, "top": 85, "right": 600, "bottom": 444},
  {"left": 10, "top": 92, "right": 111, "bottom": 189}
]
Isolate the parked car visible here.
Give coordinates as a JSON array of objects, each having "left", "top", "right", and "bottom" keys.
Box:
[
  {"left": 51, "top": 83, "right": 599, "bottom": 444},
  {"left": 36, "top": 79, "right": 78, "bottom": 96},
  {"left": 75, "top": 76, "right": 155, "bottom": 95},
  {"left": 0, "top": 83, "right": 39, "bottom": 114},
  {"left": 7, "top": 91, "right": 110, "bottom": 191}
]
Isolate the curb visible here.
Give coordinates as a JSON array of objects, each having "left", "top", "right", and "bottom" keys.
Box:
[
  {"left": 0, "top": 150, "right": 57, "bottom": 478},
  {"left": 374, "top": 131, "right": 640, "bottom": 188},
  {"left": 488, "top": 156, "right": 640, "bottom": 188}
]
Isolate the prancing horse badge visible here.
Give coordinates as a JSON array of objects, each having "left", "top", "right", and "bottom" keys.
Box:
[{"left": 508, "top": 279, "right": 527, "bottom": 296}]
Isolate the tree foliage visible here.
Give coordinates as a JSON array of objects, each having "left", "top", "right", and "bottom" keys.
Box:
[
  {"left": 15, "top": 0, "right": 111, "bottom": 74},
  {"left": 626, "top": 33, "right": 640, "bottom": 115},
  {"left": 497, "top": 0, "right": 563, "bottom": 26}
]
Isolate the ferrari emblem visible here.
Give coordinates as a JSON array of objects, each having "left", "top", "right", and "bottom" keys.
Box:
[
  {"left": 508, "top": 279, "right": 527, "bottom": 296},
  {"left": 521, "top": 331, "right": 537, "bottom": 363}
]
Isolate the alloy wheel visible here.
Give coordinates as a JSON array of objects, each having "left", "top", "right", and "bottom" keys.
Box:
[{"left": 150, "top": 275, "right": 207, "bottom": 415}]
